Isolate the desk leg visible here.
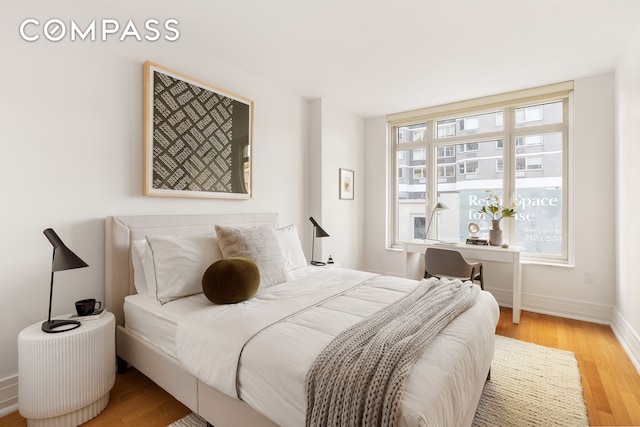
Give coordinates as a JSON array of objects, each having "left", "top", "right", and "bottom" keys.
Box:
[
  {"left": 512, "top": 256, "right": 522, "bottom": 324},
  {"left": 404, "top": 251, "right": 422, "bottom": 280}
]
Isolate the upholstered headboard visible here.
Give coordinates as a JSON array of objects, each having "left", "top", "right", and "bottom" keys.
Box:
[{"left": 105, "top": 213, "right": 279, "bottom": 325}]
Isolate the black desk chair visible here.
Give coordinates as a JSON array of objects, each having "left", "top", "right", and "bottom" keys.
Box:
[{"left": 424, "top": 247, "right": 484, "bottom": 290}]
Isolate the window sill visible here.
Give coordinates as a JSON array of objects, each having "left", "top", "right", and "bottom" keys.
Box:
[{"left": 521, "top": 259, "right": 574, "bottom": 268}]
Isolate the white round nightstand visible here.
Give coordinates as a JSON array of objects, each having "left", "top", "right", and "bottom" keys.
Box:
[{"left": 18, "top": 311, "right": 116, "bottom": 426}]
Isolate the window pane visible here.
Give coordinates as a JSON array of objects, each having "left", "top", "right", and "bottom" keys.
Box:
[
  {"left": 514, "top": 132, "right": 563, "bottom": 255},
  {"left": 397, "top": 148, "right": 426, "bottom": 242},
  {"left": 434, "top": 140, "right": 504, "bottom": 242},
  {"left": 515, "top": 101, "right": 562, "bottom": 128},
  {"left": 436, "top": 111, "right": 502, "bottom": 139},
  {"left": 397, "top": 123, "right": 427, "bottom": 143}
]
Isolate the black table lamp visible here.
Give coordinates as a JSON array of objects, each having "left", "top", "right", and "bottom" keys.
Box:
[
  {"left": 42, "top": 228, "right": 89, "bottom": 333},
  {"left": 309, "top": 217, "right": 329, "bottom": 266}
]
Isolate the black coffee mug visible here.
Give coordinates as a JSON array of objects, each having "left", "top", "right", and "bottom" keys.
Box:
[{"left": 75, "top": 298, "right": 102, "bottom": 316}]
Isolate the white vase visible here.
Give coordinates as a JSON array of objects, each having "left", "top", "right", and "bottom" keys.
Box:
[{"left": 489, "top": 219, "right": 503, "bottom": 246}]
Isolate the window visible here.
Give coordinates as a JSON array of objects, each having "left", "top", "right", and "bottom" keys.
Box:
[
  {"left": 457, "top": 116, "right": 479, "bottom": 132},
  {"left": 437, "top": 121, "right": 456, "bottom": 138},
  {"left": 438, "top": 164, "right": 455, "bottom": 177},
  {"left": 413, "top": 148, "right": 426, "bottom": 160},
  {"left": 389, "top": 82, "right": 572, "bottom": 262},
  {"left": 459, "top": 160, "right": 479, "bottom": 174},
  {"left": 438, "top": 146, "right": 455, "bottom": 158},
  {"left": 527, "top": 156, "right": 543, "bottom": 170},
  {"left": 516, "top": 105, "right": 543, "bottom": 123},
  {"left": 457, "top": 143, "right": 479, "bottom": 153},
  {"left": 516, "top": 135, "right": 543, "bottom": 146},
  {"left": 516, "top": 155, "right": 543, "bottom": 170},
  {"left": 413, "top": 216, "right": 426, "bottom": 240},
  {"left": 397, "top": 123, "right": 427, "bottom": 143},
  {"left": 515, "top": 101, "right": 562, "bottom": 129}
]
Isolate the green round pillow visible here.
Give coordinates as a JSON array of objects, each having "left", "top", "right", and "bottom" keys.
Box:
[{"left": 202, "top": 257, "right": 260, "bottom": 304}]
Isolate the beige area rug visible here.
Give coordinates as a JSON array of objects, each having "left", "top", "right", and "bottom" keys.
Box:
[
  {"left": 472, "top": 335, "right": 588, "bottom": 426},
  {"left": 168, "top": 335, "right": 588, "bottom": 427}
]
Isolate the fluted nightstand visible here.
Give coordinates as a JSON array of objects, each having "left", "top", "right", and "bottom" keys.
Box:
[{"left": 18, "top": 311, "right": 116, "bottom": 426}]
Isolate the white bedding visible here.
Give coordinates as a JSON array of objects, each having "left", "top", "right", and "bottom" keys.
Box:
[
  {"left": 123, "top": 292, "right": 210, "bottom": 358},
  {"left": 175, "top": 267, "right": 499, "bottom": 427},
  {"left": 123, "top": 266, "right": 322, "bottom": 358}
]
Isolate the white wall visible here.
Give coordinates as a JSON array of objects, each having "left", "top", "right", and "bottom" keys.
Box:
[
  {"left": 308, "top": 99, "right": 365, "bottom": 269},
  {"left": 364, "top": 73, "right": 617, "bottom": 324},
  {"left": 0, "top": 4, "right": 311, "bottom": 401},
  {"left": 614, "top": 27, "right": 640, "bottom": 372}
]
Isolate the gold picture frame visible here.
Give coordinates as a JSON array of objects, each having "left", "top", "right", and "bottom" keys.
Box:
[{"left": 143, "top": 61, "right": 253, "bottom": 199}]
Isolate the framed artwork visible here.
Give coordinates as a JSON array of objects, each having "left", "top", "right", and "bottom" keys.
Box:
[
  {"left": 143, "top": 61, "right": 253, "bottom": 199},
  {"left": 339, "top": 168, "right": 354, "bottom": 200}
]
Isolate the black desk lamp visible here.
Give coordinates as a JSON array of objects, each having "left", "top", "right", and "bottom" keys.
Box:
[
  {"left": 42, "top": 228, "right": 89, "bottom": 333},
  {"left": 309, "top": 217, "right": 329, "bottom": 266}
]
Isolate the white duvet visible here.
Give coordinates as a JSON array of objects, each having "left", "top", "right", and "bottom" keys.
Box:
[{"left": 176, "top": 268, "right": 499, "bottom": 427}]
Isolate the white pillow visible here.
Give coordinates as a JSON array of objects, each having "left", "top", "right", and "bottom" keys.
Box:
[
  {"left": 276, "top": 224, "right": 307, "bottom": 270},
  {"left": 131, "top": 240, "right": 150, "bottom": 295},
  {"left": 146, "top": 234, "right": 223, "bottom": 303},
  {"left": 141, "top": 241, "right": 158, "bottom": 298},
  {"left": 215, "top": 224, "right": 290, "bottom": 288}
]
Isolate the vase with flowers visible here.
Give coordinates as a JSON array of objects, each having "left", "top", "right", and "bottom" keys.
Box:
[{"left": 479, "top": 191, "right": 517, "bottom": 246}]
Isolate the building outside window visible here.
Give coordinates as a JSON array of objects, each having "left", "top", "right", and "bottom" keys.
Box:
[{"left": 388, "top": 82, "right": 571, "bottom": 263}]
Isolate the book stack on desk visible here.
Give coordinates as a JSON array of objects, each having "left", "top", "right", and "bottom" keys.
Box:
[{"left": 466, "top": 237, "right": 488, "bottom": 245}]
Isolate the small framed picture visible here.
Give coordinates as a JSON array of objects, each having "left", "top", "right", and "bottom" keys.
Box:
[{"left": 339, "top": 168, "right": 354, "bottom": 200}]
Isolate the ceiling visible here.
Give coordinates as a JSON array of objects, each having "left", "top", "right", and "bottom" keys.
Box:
[{"left": 129, "top": 0, "right": 640, "bottom": 117}]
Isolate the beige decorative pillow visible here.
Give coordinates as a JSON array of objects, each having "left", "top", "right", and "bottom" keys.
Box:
[{"left": 215, "top": 224, "right": 290, "bottom": 288}]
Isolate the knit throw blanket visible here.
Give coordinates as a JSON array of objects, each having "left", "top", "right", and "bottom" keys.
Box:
[{"left": 305, "top": 277, "right": 479, "bottom": 427}]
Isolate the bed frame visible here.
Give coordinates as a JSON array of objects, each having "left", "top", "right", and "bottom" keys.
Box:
[
  {"left": 105, "top": 213, "right": 491, "bottom": 427},
  {"left": 105, "top": 214, "right": 279, "bottom": 427}
]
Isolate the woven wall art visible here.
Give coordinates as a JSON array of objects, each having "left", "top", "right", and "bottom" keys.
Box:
[{"left": 143, "top": 61, "right": 253, "bottom": 199}]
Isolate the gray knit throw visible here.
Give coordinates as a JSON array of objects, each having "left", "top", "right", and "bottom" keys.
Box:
[{"left": 305, "top": 277, "right": 479, "bottom": 427}]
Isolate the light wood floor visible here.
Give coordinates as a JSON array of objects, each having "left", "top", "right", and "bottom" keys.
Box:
[
  {"left": 2, "top": 308, "right": 640, "bottom": 426},
  {"left": 497, "top": 308, "right": 640, "bottom": 426}
]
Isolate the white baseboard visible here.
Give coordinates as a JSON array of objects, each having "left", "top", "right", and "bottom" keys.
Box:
[
  {"left": 485, "top": 287, "right": 613, "bottom": 324},
  {"left": 521, "top": 292, "right": 613, "bottom": 324},
  {"left": 0, "top": 374, "right": 18, "bottom": 417},
  {"left": 611, "top": 310, "right": 640, "bottom": 375}
]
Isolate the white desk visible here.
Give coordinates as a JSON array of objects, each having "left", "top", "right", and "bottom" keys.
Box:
[{"left": 403, "top": 240, "right": 522, "bottom": 323}]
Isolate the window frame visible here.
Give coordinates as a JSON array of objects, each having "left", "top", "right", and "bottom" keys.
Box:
[{"left": 387, "top": 81, "right": 573, "bottom": 264}]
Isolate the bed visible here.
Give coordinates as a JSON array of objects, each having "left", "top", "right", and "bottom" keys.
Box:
[{"left": 105, "top": 213, "right": 500, "bottom": 427}]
